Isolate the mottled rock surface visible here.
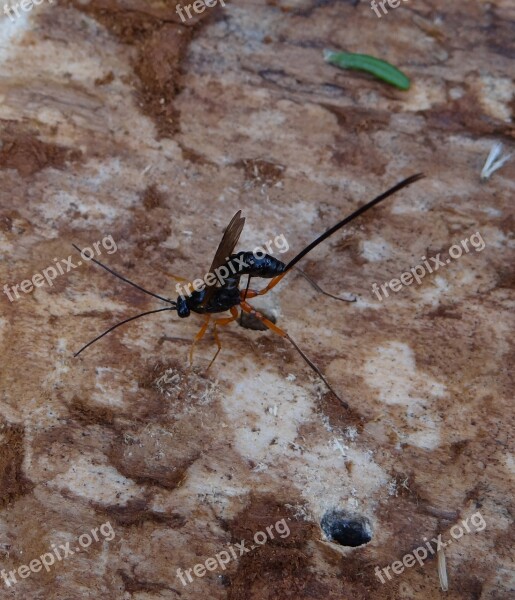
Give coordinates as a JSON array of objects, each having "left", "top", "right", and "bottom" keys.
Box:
[{"left": 0, "top": 1, "right": 513, "bottom": 599}]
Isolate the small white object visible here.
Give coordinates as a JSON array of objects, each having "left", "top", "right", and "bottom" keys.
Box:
[
  {"left": 332, "top": 438, "right": 348, "bottom": 457},
  {"left": 437, "top": 546, "right": 449, "bottom": 592},
  {"left": 480, "top": 142, "right": 511, "bottom": 181}
]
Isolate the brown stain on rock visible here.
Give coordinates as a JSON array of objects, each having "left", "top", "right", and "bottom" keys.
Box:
[
  {"left": 227, "top": 495, "right": 326, "bottom": 600},
  {"left": 70, "top": 395, "right": 118, "bottom": 428},
  {"left": 238, "top": 158, "right": 286, "bottom": 186},
  {"left": 66, "top": 0, "right": 213, "bottom": 137},
  {"left": 228, "top": 495, "right": 314, "bottom": 545},
  {"left": 101, "top": 498, "right": 187, "bottom": 527},
  {"left": 134, "top": 23, "right": 194, "bottom": 137},
  {"left": 332, "top": 125, "right": 390, "bottom": 175},
  {"left": 94, "top": 71, "right": 115, "bottom": 86},
  {"left": 0, "top": 422, "right": 33, "bottom": 508},
  {"left": 118, "top": 570, "right": 176, "bottom": 594},
  {"left": 229, "top": 547, "right": 328, "bottom": 600},
  {"left": 104, "top": 376, "right": 214, "bottom": 489},
  {"left": 0, "top": 124, "right": 82, "bottom": 176},
  {"left": 108, "top": 432, "right": 199, "bottom": 490},
  {"left": 141, "top": 183, "right": 165, "bottom": 210},
  {"left": 126, "top": 203, "right": 172, "bottom": 258},
  {"left": 422, "top": 99, "right": 515, "bottom": 140}
]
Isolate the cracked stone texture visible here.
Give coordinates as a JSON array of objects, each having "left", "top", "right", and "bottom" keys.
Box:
[{"left": 0, "top": 1, "right": 513, "bottom": 599}]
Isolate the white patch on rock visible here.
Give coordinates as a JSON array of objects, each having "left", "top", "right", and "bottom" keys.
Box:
[
  {"left": 48, "top": 456, "right": 142, "bottom": 505},
  {"left": 365, "top": 341, "right": 446, "bottom": 406},
  {"left": 222, "top": 372, "right": 313, "bottom": 461},
  {"left": 294, "top": 441, "right": 389, "bottom": 518},
  {"left": 92, "top": 367, "right": 136, "bottom": 408},
  {"left": 361, "top": 237, "right": 393, "bottom": 261},
  {"left": 479, "top": 76, "right": 514, "bottom": 122},
  {"left": 0, "top": 10, "right": 30, "bottom": 61},
  {"left": 364, "top": 341, "right": 447, "bottom": 449}
]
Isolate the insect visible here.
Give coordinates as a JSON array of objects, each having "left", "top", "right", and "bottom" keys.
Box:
[
  {"left": 73, "top": 173, "right": 424, "bottom": 406},
  {"left": 323, "top": 49, "right": 411, "bottom": 91}
]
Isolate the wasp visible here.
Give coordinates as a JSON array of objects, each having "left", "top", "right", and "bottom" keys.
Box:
[{"left": 73, "top": 174, "right": 424, "bottom": 406}]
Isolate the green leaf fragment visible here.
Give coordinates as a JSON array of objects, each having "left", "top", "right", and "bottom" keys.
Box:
[{"left": 323, "top": 49, "right": 411, "bottom": 91}]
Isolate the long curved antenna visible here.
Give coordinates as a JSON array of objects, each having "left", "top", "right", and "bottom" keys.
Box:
[
  {"left": 284, "top": 173, "right": 425, "bottom": 272},
  {"left": 74, "top": 306, "right": 175, "bottom": 357},
  {"left": 295, "top": 268, "right": 356, "bottom": 302},
  {"left": 72, "top": 244, "right": 174, "bottom": 304},
  {"left": 286, "top": 334, "right": 349, "bottom": 409}
]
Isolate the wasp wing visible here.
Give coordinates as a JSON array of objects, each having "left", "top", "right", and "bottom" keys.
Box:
[{"left": 200, "top": 210, "right": 245, "bottom": 308}]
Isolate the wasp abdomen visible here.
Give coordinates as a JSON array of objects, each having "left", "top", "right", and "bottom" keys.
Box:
[{"left": 230, "top": 251, "right": 285, "bottom": 279}]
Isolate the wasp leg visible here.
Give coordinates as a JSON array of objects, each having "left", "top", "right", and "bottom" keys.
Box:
[
  {"left": 156, "top": 267, "right": 195, "bottom": 297},
  {"left": 239, "top": 301, "right": 348, "bottom": 408},
  {"left": 243, "top": 273, "right": 287, "bottom": 299},
  {"left": 242, "top": 270, "right": 355, "bottom": 303},
  {"left": 189, "top": 315, "right": 211, "bottom": 366},
  {"left": 208, "top": 306, "right": 240, "bottom": 370},
  {"left": 240, "top": 300, "right": 288, "bottom": 337},
  {"left": 155, "top": 267, "right": 189, "bottom": 283},
  {"left": 295, "top": 268, "right": 356, "bottom": 302}
]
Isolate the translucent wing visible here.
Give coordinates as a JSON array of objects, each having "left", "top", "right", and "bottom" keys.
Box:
[{"left": 200, "top": 210, "right": 245, "bottom": 307}]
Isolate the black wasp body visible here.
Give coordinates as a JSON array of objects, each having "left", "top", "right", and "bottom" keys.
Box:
[{"left": 176, "top": 251, "right": 286, "bottom": 317}]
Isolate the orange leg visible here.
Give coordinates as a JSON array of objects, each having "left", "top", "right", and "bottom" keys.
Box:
[
  {"left": 242, "top": 270, "right": 355, "bottom": 303},
  {"left": 208, "top": 306, "right": 240, "bottom": 369},
  {"left": 242, "top": 273, "right": 287, "bottom": 300},
  {"left": 156, "top": 267, "right": 195, "bottom": 297},
  {"left": 189, "top": 315, "right": 211, "bottom": 365},
  {"left": 155, "top": 266, "right": 189, "bottom": 283},
  {"left": 240, "top": 300, "right": 288, "bottom": 338},
  {"left": 239, "top": 300, "right": 348, "bottom": 408}
]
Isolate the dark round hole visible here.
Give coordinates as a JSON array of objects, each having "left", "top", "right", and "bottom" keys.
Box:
[{"left": 321, "top": 510, "right": 372, "bottom": 547}]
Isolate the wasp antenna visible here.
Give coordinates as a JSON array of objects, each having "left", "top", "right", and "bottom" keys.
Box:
[
  {"left": 294, "top": 267, "right": 356, "bottom": 302},
  {"left": 74, "top": 306, "right": 175, "bottom": 357},
  {"left": 286, "top": 334, "right": 349, "bottom": 409},
  {"left": 72, "top": 244, "right": 175, "bottom": 304},
  {"left": 284, "top": 173, "right": 425, "bottom": 272}
]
